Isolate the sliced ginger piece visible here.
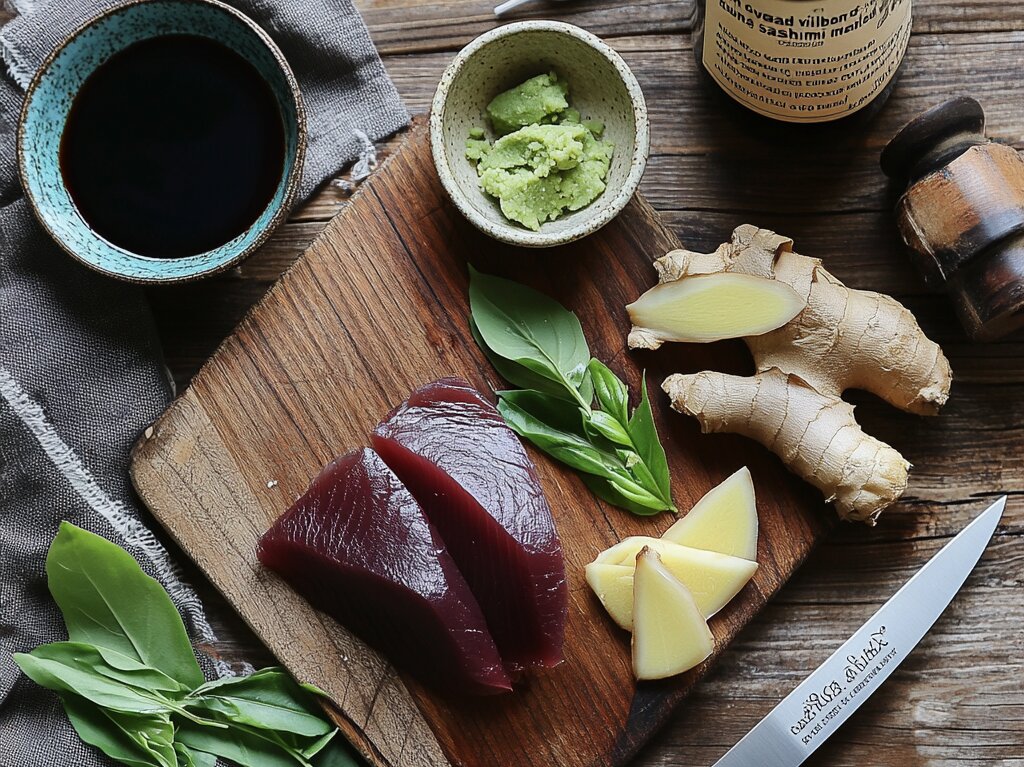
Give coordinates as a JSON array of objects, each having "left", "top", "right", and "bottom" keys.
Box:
[
  {"left": 632, "top": 547, "right": 714, "bottom": 680},
  {"left": 585, "top": 564, "right": 635, "bottom": 631},
  {"left": 626, "top": 272, "right": 805, "bottom": 349},
  {"left": 662, "top": 467, "right": 758, "bottom": 560},
  {"left": 587, "top": 538, "right": 757, "bottom": 626}
]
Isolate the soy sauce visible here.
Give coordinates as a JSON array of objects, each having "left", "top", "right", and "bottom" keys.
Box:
[{"left": 60, "top": 35, "right": 285, "bottom": 259}]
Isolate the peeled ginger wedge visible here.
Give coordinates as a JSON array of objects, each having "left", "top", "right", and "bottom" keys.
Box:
[
  {"left": 585, "top": 564, "right": 635, "bottom": 630},
  {"left": 588, "top": 538, "right": 757, "bottom": 626},
  {"left": 632, "top": 547, "right": 714, "bottom": 680},
  {"left": 663, "top": 467, "right": 758, "bottom": 560},
  {"left": 626, "top": 272, "right": 805, "bottom": 348}
]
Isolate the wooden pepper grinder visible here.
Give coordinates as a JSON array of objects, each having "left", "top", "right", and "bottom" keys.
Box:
[{"left": 881, "top": 97, "right": 1024, "bottom": 341}]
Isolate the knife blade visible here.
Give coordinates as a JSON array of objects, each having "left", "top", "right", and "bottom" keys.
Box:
[{"left": 712, "top": 495, "right": 1006, "bottom": 767}]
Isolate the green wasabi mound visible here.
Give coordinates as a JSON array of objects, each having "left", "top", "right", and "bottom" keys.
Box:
[
  {"left": 486, "top": 73, "right": 569, "bottom": 136},
  {"left": 466, "top": 72, "right": 614, "bottom": 231}
]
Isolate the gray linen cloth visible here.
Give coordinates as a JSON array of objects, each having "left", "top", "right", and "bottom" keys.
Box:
[{"left": 0, "top": 2, "right": 408, "bottom": 765}]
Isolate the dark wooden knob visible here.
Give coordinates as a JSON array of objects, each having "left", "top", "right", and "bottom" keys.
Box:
[
  {"left": 881, "top": 96, "right": 986, "bottom": 185},
  {"left": 883, "top": 97, "right": 1024, "bottom": 341}
]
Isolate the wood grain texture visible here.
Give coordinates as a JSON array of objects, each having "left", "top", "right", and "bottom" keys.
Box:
[
  {"left": 132, "top": 124, "right": 831, "bottom": 767},
  {"left": 141, "top": 3, "right": 1024, "bottom": 765}
]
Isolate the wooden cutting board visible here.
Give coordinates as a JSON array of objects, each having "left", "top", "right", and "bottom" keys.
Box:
[{"left": 130, "top": 122, "right": 830, "bottom": 767}]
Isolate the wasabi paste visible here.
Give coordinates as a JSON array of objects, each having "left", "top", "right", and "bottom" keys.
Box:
[{"left": 466, "top": 72, "right": 614, "bottom": 231}]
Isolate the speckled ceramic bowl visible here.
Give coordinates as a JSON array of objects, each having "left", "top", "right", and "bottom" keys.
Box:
[
  {"left": 429, "top": 21, "right": 649, "bottom": 248},
  {"left": 18, "top": 0, "right": 305, "bottom": 284}
]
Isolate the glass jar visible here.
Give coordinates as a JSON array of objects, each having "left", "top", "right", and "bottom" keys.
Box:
[{"left": 692, "top": 0, "right": 912, "bottom": 124}]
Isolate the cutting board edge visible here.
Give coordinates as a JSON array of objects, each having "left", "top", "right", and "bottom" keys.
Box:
[{"left": 127, "top": 120, "right": 831, "bottom": 767}]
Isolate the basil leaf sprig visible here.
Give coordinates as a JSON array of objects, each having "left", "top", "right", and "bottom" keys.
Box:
[
  {"left": 469, "top": 267, "right": 676, "bottom": 515},
  {"left": 13, "top": 523, "right": 359, "bottom": 767}
]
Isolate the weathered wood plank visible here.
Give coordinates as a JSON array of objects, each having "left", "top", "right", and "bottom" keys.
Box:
[
  {"left": 355, "top": 1, "right": 690, "bottom": 55},
  {"left": 353, "top": 0, "right": 1024, "bottom": 55}
]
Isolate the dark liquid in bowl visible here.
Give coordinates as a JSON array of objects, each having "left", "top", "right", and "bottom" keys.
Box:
[{"left": 59, "top": 35, "right": 286, "bottom": 259}]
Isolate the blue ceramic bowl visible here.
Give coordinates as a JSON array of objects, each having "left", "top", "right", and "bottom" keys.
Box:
[{"left": 18, "top": 0, "right": 305, "bottom": 284}]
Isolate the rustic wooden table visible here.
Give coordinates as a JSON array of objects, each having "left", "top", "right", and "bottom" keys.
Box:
[{"left": 147, "top": 2, "right": 1024, "bottom": 765}]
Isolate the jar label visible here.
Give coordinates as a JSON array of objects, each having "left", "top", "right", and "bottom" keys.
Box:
[{"left": 701, "top": 0, "right": 912, "bottom": 122}]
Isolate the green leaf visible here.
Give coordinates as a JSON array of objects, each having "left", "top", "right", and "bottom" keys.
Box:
[
  {"left": 580, "top": 475, "right": 668, "bottom": 517},
  {"left": 190, "top": 750, "right": 218, "bottom": 767},
  {"left": 588, "top": 359, "right": 629, "bottom": 425},
  {"left": 299, "top": 681, "right": 329, "bottom": 699},
  {"left": 498, "top": 391, "right": 673, "bottom": 513},
  {"left": 62, "top": 694, "right": 170, "bottom": 767},
  {"left": 188, "top": 669, "right": 333, "bottom": 737},
  {"left": 173, "top": 744, "right": 193, "bottom": 767},
  {"left": 311, "top": 738, "right": 362, "bottom": 767},
  {"left": 19, "top": 525, "right": 345, "bottom": 767},
  {"left": 177, "top": 721, "right": 310, "bottom": 767},
  {"left": 130, "top": 714, "right": 177, "bottom": 767},
  {"left": 174, "top": 743, "right": 218, "bottom": 767},
  {"left": 295, "top": 730, "right": 338, "bottom": 759},
  {"left": 470, "top": 316, "right": 576, "bottom": 400},
  {"left": 497, "top": 388, "right": 588, "bottom": 436},
  {"left": 471, "top": 316, "right": 596, "bottom": 407},
  {"left": 578, "top": 369, "right": 595, "bottom": 408},
  {"left": 260, "top": 729, "right": 339, "bottom": 762},
  {"left": 14, "top": 651, "right": 170, "bottom": 715},
  {"left": 497, "top": 392, "right": 621, "bottom": 479},
  {"left": 606, "top": 471, "right": 670, "bottom": 510},
  {"left": 584, "top": 410, "right": 633, "bottom": 449},
  {"left": 627, "top": 373, "right": 675, "bottom": 506},
  {"left": 32, "top": 642, "right": 188, "bottom": 695},
  {"left": 466, "top": 271, "right": 675, "bottom": 517},
  {"left": 179, "top": 668, "right": 344, "bottom": 765},
  {"left": 468, "top": 266, "right": 590, "bottom": 404},
  {"left": 46, "top": 523, "right": 204, "bottom": 689}
]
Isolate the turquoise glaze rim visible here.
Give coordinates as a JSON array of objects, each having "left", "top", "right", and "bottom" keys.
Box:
[{"left": 17, "top": 0, "right": 306, "bottom": 284}]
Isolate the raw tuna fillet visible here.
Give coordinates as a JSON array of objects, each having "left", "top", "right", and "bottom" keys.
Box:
[
  {"left": 257, "top": 448, "right": 510, "bottom": 695},
  {"left": 372, "top": 377, "right": 567, "bottom": 671}
]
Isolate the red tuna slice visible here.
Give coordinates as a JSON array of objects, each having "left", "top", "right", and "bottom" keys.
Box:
[
  {"left": 371, "top": 377, "right": 567, "bottom": 672},
  {"left": 257, "top": 448, "right": 510, "bottom": 695}
]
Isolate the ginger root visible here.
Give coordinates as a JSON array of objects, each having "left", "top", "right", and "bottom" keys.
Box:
[
  {"left": 664, "top": 369, "right": 911, "bottom": 522},
  {"left": 634, "top": 225, "right": 953, "bottom": 524}
]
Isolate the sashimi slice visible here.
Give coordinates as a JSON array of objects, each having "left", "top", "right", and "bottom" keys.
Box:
[
  {"left": 372, "top": 377, "right": 567, "bottom": 672},
  {"left": 257, "top": 448, "right": 510, "bottom": 695}
]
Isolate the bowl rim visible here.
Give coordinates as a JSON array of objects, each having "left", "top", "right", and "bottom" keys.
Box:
[
  {"left": 17, "top": 0, "right": 307, "bottom": 285},
  {"left": 429, "top": 20, "right": 650, "bottom": 249}
]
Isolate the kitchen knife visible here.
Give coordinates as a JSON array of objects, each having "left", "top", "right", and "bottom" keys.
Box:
[{"left": 713, "top": 495, "right": 1006, "bottom": 767}]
